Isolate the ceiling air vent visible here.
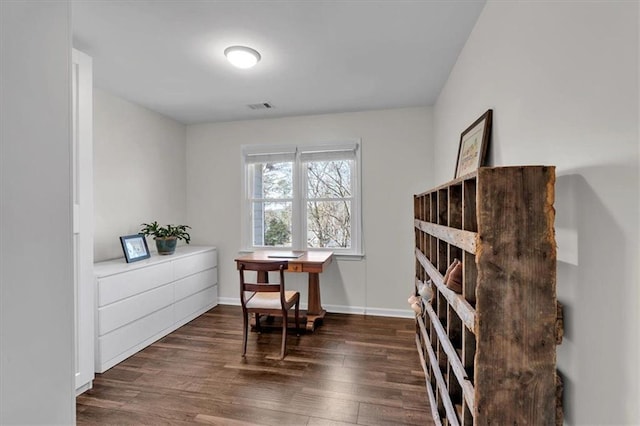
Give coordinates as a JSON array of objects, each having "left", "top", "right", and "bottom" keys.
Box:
[{"left": 247, "top": 102, "right": 273, "bottom": 110}]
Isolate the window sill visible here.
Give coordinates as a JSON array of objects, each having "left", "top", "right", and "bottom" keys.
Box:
[{"left": 334, "top": 253, "right": 365, "bottom": 261}]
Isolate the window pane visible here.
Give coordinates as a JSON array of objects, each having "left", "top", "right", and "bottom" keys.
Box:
[
  {"left": 306, "top": 160, "right": 352, "bottom": 198},
  {"left": 307, "top": 200, "right": 351, "bottom": 248},
  {"left": 253, "top": 201, "right": 292, "bottom": 247},
  {"left": 252, "top": 162, "right": 292, "bottom": 199}
]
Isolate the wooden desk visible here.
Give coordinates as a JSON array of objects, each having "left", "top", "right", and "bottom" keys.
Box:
[{"left": 234, "top": 251, "right": 333, "bottom": 331}]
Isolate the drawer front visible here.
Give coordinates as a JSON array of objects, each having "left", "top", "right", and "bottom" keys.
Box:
[
  {"left": 98, "top": 304, "right": 174, "bottom": 364},
  {"left": 174, "top": 268, "right": 217, "bottom": 302},
  {"left": 175, "top": 286, "right": 217, "bottom": 323},
  {"left": 173, "top": 250, "right": 217, "bottom": 281},
  {"left": 98, "top": 283, "right": 174, "bottom": 336},
  {"left": 98, "top": 261, "right": 173, "bottom": 307},
  {"left": 287, "top": 262, "right": 303, "bottom": 272}
]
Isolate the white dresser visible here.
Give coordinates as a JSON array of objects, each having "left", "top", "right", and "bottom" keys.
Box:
[{"left": 94, "top": 246, "right": 218, "bottom": 373}]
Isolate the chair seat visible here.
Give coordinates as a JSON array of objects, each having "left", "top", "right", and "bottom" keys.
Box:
[{"left": 246, "top": 291, "right": 298, "bottom": 309}]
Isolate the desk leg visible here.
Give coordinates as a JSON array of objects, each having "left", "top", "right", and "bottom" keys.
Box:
[
  {"left": 306, "top": 272, "right": 326, "bottom": 331},
  {"left": 257, "top": 271, "right": 269, "bottom": 283}
]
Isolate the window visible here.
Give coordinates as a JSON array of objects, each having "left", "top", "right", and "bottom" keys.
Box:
[{"left": 242, "top": 141, "right": 362, "bottom": 255}]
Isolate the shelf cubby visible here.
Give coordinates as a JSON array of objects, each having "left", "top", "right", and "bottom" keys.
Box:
[{"left": 413, "top": 166, "right": 561, "bottom": 425}]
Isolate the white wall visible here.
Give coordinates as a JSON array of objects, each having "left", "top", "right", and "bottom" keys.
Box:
[
  {"left": 434, "top": 1, "right": 639, "bottom": 424},
  {"left": 186, "top": 107, "right": 432, "bottom": 315},
  {"left": 0, "top": 1, "right": 75, "bottom": 423},
  {"left": 93, "top": 89, "right": 187, "bottom": 261}
]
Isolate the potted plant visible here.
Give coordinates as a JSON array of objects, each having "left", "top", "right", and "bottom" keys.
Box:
[{"left": 140, "top": 221, "right": 191, "bottom": 255}]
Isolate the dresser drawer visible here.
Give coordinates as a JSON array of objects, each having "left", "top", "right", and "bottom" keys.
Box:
[
  {"left": 98, "top": 261, "right": 173, "bottom": 307},
  {"left": 175, "top": 286, "right": 217, "bottom": 323},
  {"left": 174, "top": 268, "right": 217, "bottom": 302},
  {"left": 98, "top": 304, "right": 174, "bottom": 365},
  {"left": 173, "top": 250, "right": 217, "bottom": 281},
  {"left": 98, "top": 282, "right": 174, "bottom": 336}
]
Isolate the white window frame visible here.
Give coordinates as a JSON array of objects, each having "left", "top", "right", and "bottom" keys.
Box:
[{"left": 241, "top": 140, "right": 363, "bottom": 256}]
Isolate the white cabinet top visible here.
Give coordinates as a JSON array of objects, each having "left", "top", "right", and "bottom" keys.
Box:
[{"left": 94, "top": 245, "right": 216, "bottom": 278}]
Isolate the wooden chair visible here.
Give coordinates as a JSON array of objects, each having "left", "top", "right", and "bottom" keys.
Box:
[{"left": 238, "top": 260, "right": 300, "bottom": 359}]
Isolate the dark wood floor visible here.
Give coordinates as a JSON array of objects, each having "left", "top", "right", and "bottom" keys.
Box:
[{"left": 77, "top": 305, "right": 433, "bottom": 425}]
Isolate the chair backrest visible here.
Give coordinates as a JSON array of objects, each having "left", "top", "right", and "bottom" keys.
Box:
[{"left": 238, "top": 260, "right": 288, "bottom": 308}]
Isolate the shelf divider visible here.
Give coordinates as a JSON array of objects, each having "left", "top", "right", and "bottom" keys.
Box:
[
  {"left": 416, "top": 330, "right": 443, "bottom": 426},
  {"left": 415, "top": 248, "right": 475, "bottom": 333},
  {"left": 414, "top": 219, "right": 477, "bottom": 254},
  {"left": 426, "top": 303, "right": 475, "bottom": 414},
  {"left": 418, "top": 315, "right": 459, "bottom": 426}
]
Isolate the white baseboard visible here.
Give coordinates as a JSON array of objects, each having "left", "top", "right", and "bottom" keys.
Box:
[
  {"left": 217, "top": 298, "right": 414, "bottom": 319},
  {"left": 323, "top": 304, "right": 365, "bottom": 315},
  {"left": 218, "top": 297, "right": 240, "bottom": 306},
  {"left": 363, "top": 307, "right": 414, "bottom": 319},
  {"left": 75, "top": 380, "right": 92, "bottom": 396}
]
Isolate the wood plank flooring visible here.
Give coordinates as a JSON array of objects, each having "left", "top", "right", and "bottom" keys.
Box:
[{"left": 77, "top": 305, "right": 433, "bottom": 425}]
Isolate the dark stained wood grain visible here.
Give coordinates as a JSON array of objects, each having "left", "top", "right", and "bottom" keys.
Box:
[
  {"left": 425, "top": 304, "right": 474, "bottom": 414},
  {"left": 448, "top": 183, "right": 463, "bottom": 230},
  {"left": 77, "top": 305, "right": 432, "bottom": 426},
  {"left": 556, "top": 301, "right": 564, "bottom": 345},
  {"left": 462, "top": 178, "right": 477, "bottom": 233},
  {"left": 414, "top": 166, "right": 559, "bottom": 425},
  {"left": 414, "top": 219, "right": 477, "bottom": 254},
  {"left": 437, "top": 189, "right": 448, "bottom": 227},
  {"left": 415, "top": 170, "right": 478, "bottom": 198},
  {"left": 415, "top": 248, "right": 475, "bottom": 332},
  {"left": 475, "top": 166, "right": 557, "bottom": 425},
  {"left": 556, "top": 370, "right": 564, "bottom": 426}
]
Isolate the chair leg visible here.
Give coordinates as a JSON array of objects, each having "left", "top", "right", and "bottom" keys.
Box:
[
  {"left": 280, "top": 312, "right": 288, "bottom": 360},
  {"left": 295, "top": 299, "right": 300, "bottom": 336},
  {"left": 242, "top": 312, "right": 248, "bottom": 357},
  {"left": 255, "top": 313, "right": 261, "bottom": 333}
]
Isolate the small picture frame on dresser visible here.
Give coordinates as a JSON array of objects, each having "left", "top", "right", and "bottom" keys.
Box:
[{"left": 119, "top": 234, "right": 151, "bottom": 263}]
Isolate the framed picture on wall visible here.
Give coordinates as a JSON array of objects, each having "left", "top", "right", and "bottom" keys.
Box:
[
  {"left": 119, "top": 234, "right": 151, "bottom": 263},
  {"left": 455, "top": 109, "right": 493, "bottom": 178}
]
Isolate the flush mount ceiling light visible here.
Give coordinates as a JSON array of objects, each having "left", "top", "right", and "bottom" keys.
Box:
[{"left": 224, "top": 45, "right": 261, "bottom": 69}]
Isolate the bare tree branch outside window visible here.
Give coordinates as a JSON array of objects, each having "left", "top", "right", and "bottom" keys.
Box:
[
  {"left": 306, "top": 160, "right": 352, "bottom": 248},
  {"left": 250, "top": 159, "right": 354, "bottom": 249}
]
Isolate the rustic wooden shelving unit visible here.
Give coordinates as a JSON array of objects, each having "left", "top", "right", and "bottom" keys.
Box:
[{"left": 413, "top": 166, "right": 562, "bottom": 425}]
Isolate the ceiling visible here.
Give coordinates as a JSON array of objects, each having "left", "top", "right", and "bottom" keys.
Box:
[{"left": 72, "top": 1, "right": 485, "bottom": 125}]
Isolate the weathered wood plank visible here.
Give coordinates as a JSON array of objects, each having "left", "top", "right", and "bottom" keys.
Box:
[
  {"left": 556, "top": 301, "right": 564, "bottom": 345},
  {"left": 429, "top": 235, "right": 438, "bottom": 269},
  {"left": 430, "top": 193, "right": 438, "bottom": 222},
  {"left": 425, "top": 303, "right": 475, "bottom": 414},
  {"left": 448, "top": 184, "right": 463, "bottom": 229},
  {"left": 415, "top": 170, "right": 478, "bottom": 197},
  {"left": 416, "top": 332, "right": 442, "bottom": 426},
  {"left": 415, "top": 248, "right": 475, "bottom": 333},
  {"left": 418, "top": 316, "right": 458, "bottom": 426},
  {"left": 555, "top": 370, "right": 564, "bottom": 426},
  {"left": 414, "top": 220, "right": 477, "bottom": 254},
  {"left": 462, "top": 252, "right": 477, "bottom": 306},
  {"left": 474, "top": 166, "right": 557, "bottom": 424},
  {"left": 437, "top": 189, "right": 448, "bottom": 226},
  {"left": 462, "top": 400, "right": 473, "bottom": 426},
  {"left": 462, "top": 178, "right": 477, "bottom": 232},
  {"left": 462, "top": 326, "right": 475, "bottom": 384}
]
